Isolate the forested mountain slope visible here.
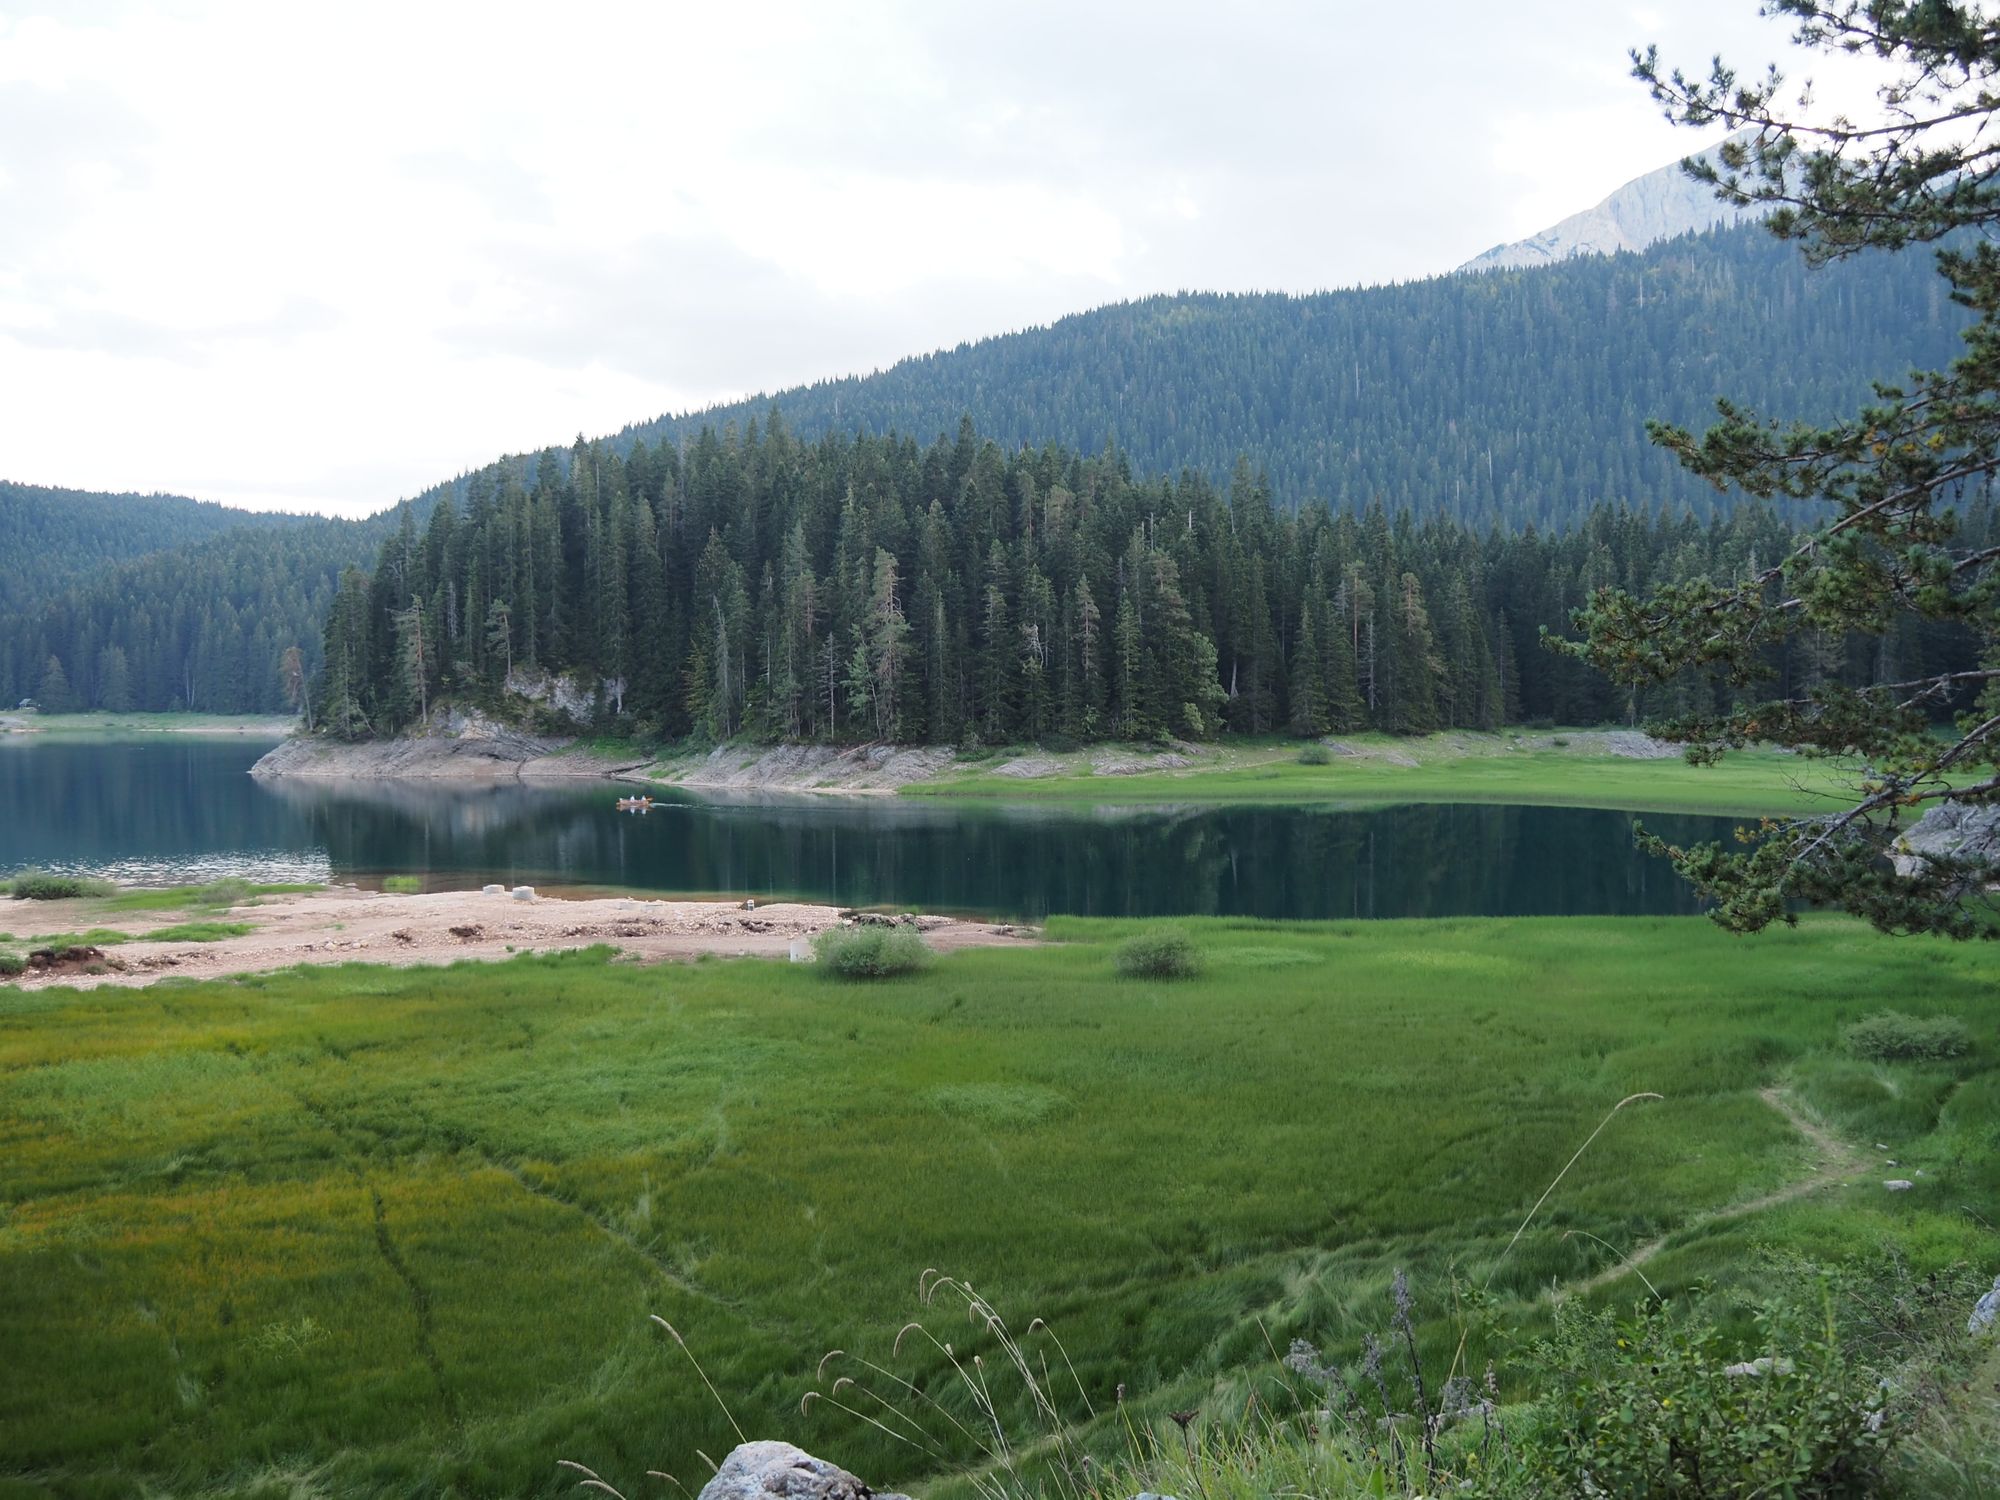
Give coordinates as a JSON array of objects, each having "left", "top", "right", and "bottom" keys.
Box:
[
  {"left": 609, "top": 224, "right": 1966, "bottom": 529},
  {"left": 0, "top": 509, "right": 413, "bottom": 714},
  {"left": 0, "top": 481, "right": 306, "bottom": 613},
  {"left": 5, "top": 220, "right": 1977, "bottom": 722}
]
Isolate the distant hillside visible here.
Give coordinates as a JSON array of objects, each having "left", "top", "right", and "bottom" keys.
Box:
[
  {"left": 0, "top": 506, "right": 416, "bottom": 715},
  {"left": 604, "top": 222, "right": 1963, "bottom": 530},
  {"left": 0, "top": 480, "right": 309, "bottom": 614},
  {"left": 1458, "top": 135, "right": 1759, "bottom": 273}
]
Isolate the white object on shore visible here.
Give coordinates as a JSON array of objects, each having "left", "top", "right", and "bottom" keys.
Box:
[
  {"left": 789, "top": 938, "right": 812, "bottom": 963},
  {"left": 482, "top": 884, "right": 504, "bottom": 896},
  {"left": 512, "top": 886, "right": 536, "bottom": 902}
]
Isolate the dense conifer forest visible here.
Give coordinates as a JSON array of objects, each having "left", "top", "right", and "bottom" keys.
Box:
[
  {"left": 314, "top": 419, "right": 1987, "bottom": 746},
  {"left": 611, "top": 223, "right": 1968, "bottom": 529},
  {"left": 0, "top": 481, "right": 305, "bottom": 614},
  {"left": 0, "top": 510, "right": 408, "bottom": 714}
]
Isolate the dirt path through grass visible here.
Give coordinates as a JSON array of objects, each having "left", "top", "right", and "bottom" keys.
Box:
[{"left": 1567, "top": 1086, "right": 1871, "bottom": 1298}]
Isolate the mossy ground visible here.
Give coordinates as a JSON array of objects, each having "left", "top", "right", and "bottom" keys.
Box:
[{"left": 2, "top": 917, "right": 1996, "bottom": 1497}]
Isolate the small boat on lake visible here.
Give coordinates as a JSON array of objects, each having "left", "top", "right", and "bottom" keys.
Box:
[{"left": 614, "top": 794, "right": 655, "bottom": 813}]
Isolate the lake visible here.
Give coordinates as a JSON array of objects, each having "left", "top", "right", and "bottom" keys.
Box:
[{"left": 0, "top": 736, "right": 1735, "bottom": 920}]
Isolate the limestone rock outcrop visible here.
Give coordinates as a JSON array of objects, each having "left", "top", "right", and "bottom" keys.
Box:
[{"left": 694, "top": 1442, "right": 913, "bottom": 1500}]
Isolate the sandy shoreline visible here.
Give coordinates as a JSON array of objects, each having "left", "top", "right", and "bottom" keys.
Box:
[{"left": 4, "top": 887, "right": 1038, "bottom": 991}]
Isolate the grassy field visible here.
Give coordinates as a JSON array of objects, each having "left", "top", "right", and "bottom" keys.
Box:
[
  {"left": 2, "top": 918, "right": 1996, "bottom": 1498},
  {"left": 910, "top": 732, "right": 1859, "bottom": 816},
  {"left": 0, "top": 711, "right": 296, "bottom": 737}
]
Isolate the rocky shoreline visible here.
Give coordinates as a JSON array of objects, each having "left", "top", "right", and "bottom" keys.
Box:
[
  {"left": 251, "top": 710, "right": 958, "bottom": 791},
  {"left": 249, "top": 707, "right": 650, "bottom": 782}
]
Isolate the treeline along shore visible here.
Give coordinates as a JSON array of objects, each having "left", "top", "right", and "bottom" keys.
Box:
[{"left": 309, "top": 418, "right": 1991, "bottom": 752}]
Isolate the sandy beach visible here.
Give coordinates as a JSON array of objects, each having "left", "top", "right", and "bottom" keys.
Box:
[{"left": 4, "top": 886, "right": 1038, "bottom": 990}]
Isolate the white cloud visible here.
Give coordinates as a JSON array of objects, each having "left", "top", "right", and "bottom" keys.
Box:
[{"left": 0, "top": 0, "right": 1897, "bottom": 514}]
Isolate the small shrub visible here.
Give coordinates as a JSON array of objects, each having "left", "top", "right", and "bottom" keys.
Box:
[
  {"left": 1298, "top": 741, "right": 1332, "bottom": 765},
  {"left": 1844, "top": 1011, "right": 1971, "bottom": 1062},
  {"left": 1551, "top": 735, "right": 1570, "bottom": 748},
  {"left": 185, "top": 878, "right": 255, "bottom": 908},
  {"left": 813, "top": 924, "right": 932, "bottom": 979},
  {"left": 1519, "top": 1298, "right": 1892, "bottom": 1498},
  {"left": 142, "top": 922, "right": 255, "bottom": 944},
  {"left": 380, "top": 875, "right": 423, "bottom": 895},
  {"left": 6, "top": 870, "right": 115, "bottom": 901},
  {"left": 0, "top": 952, "right": 23, "bottom": 977},
  {"left": 1115, "top": 928, "right": 1204, "bottom": 979},
  {"left": 29, "top": 928, "right": 129, "bottom": 947}
]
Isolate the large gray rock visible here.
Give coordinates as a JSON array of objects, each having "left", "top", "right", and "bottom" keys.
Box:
[
  {"left": 1890, "top": 803, "right": 2000, "bottom": 882},
  {"left": 504, "top": 665, "right": 599, "bottom": 725},
  {"left": 1970, "top": 1274, "right": 2000, "bottom": 1335},
  {"left": 695, "top": 1442, "right": 912, "bottom": 1500},
  {"left": 251, "top": 705, "right": 568, "bottom": 780}
]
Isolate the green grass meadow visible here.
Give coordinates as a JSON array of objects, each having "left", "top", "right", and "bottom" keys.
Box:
[
  {"left": 913, "top": 738, "right": 1856, "bottom": 816},
  {"left": 3, "top": 919, "right": 1998, "bottom": 1497}
]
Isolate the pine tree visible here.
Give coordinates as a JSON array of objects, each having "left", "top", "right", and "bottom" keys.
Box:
[
  {"left": 394, "top": 596, "right": 430, "bottom": 728},
  {"left": 866, "top": 548, "right": 910, "bottom": 740},
  {"left": 277, "top": 645, "right": 307, "bottom": 728},
  {"left": 97, "top": 644, "right": 134, "bottom": 713},
  {"left": 36, "top": 655, "right": 70, "bottom": 714},
  {"left": 485, "top": 600, "right": 513, "bottom": 684},
  {"left": 1289, "top": 602, "right": 1328, "bottom": 737}
]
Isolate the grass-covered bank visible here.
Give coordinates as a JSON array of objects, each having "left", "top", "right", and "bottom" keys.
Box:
[
  {"left": 0, "top": 711, "right": 297, "bottom": 738},
  {"left": 2, "top": 918, "right": 1996, "bottom": 1497},
  {"left": 911, "top": 732, "right": 1856, "bottom": 816}
]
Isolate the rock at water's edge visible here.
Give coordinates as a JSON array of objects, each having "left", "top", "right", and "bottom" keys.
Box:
[
  {"left": 251, "top": 706, "right": 568, "bottom": 779},
  {"left": 695, "top": 1442, "right": 913, "bottom": 1500},
  {"left": 1890, "top": 802, "right": 2000, "bottom": 881}
]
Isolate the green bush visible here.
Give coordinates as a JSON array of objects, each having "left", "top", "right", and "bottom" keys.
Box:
[
  {"left": 1115, "top": 928, "right": 1204, "bottom": 979},
  {"left": 1844, "top": 1011, "right": 1971, "bottom": 1062},
  {"left": 380, "top": 875, "right": 423, "bottom": 895},
  {"left": 0, "top": 952, "right": 23, "bottom": 977},
  {"left": 813, "top": 923, "right": 932, "bottom": 979},
  {"left": 142, "top": 922, "right": 255, "bottom": 944},
  {"left": 1518, "top": 1299, "right": 1892, "bottom": 1498},
  {"left": 6, "top": 870, "right": 115, "bottom": 901},
  {"left": 1298, "top": 742, "right": 1332, "bottom": 765}
]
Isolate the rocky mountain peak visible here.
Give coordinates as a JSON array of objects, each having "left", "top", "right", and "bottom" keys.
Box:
[{"left": 1459, "top": 133, "right": 1760, "bottom": 274}]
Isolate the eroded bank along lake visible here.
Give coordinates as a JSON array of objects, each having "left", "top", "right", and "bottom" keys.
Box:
[{"left": 0, "top": 735, "right": 1736, "bottom": 919}]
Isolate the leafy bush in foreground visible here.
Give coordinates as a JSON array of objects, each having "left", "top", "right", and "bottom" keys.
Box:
[
  {"left": 1516, "top": 1300, "right": 1890, "bottom": 1499},
  {"left": 813, "top": 924, "right": 932, "bottom": 979},
  {"left": 0, "top": 952, "right": 23, "bottom": 977},
  {"left": 1844, "top": 1011, "right": 1971, "bottom": 1062},
  {"left": 6, "top": 870, "right": 115, "bottom": 900},
  {"left": 799, "top": 1267, "right": 1926, "bottom": 1500},
  {"left": 1298, "top": 742, "right": 1333, "bottom": 765},
  {"left": 1115, "top": 928, "right": 1204, "bottom": 979}
]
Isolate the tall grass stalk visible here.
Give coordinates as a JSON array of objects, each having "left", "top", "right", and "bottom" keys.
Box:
[{"left": 651, "top": 1316, "right": 746, "bottom": 1446}]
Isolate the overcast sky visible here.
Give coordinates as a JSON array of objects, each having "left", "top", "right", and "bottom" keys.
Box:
[{"left": 0, "top": 1, "right": 1882, "bottom": 517}]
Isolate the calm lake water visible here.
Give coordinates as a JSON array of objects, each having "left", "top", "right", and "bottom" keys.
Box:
[{"left": 0, "top": 736, "right": 1735, "bottom": 920}]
